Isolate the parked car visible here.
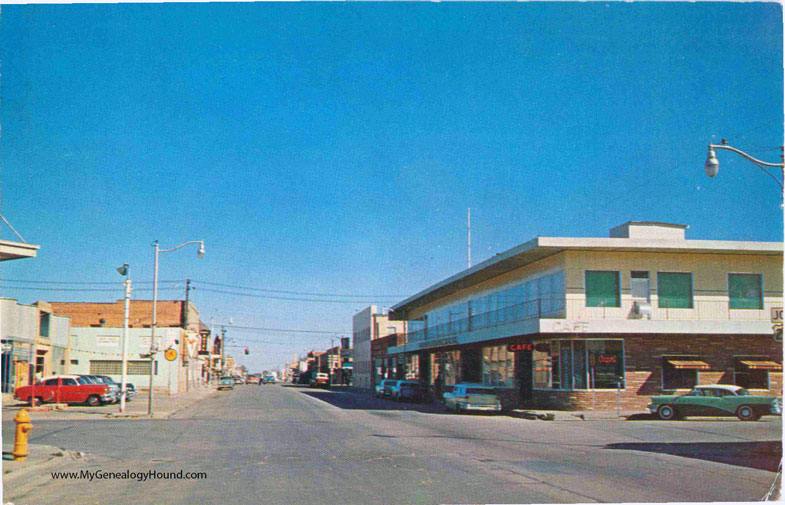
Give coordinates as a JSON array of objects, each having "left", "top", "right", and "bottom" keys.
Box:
[
  {"left": 375, "top": 379, "right": 398, "bottom": 398},
  {"left": 443, "top": 383, "right": 502, "bottom": 414},
  {"left": 15, "top": 375, "right": 115, "bottom": 407},
  {"left": 390, "top": 380, "right": 425, "bottom": 402},
  {"left": 80, "top": 375, "right": 121, "bottom": 403},
  {"left": 94, "top": 375, "right": 136, "bottom": 401},
  {"left": 648, "top": 384, "right": 782, "bottom": 421},
  {"left": 245, "top": 375, "right": 260, "bottom": 385},
  {"left": 262, "top": 376, "right": 276, "bottom": 385},
  {"left": 310, "top": 373, "right": 330, "bottom": 388},
  {"left": 218, "top": 377, "right": 235, "bottom": 390},
  {"left": 232, "top": 376, "right": 244, "bottom": 385}
]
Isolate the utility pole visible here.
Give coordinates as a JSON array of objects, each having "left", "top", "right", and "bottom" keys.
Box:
[
  {"left": 221, "top": 327, "right": 226, "bottom": 377},
  {"left": 183, "top": 278, "right": 191, "bottom": 392}
]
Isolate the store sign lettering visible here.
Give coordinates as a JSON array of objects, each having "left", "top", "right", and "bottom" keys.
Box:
[
  {"left": 552, "top": 321, "right": 589, "bottom": 333},
  {"left": 598, "top": 355, "right": 616, "bottom": 364},
  {"left": 507, "top": 343, "right": 533, "bottom": 352}
]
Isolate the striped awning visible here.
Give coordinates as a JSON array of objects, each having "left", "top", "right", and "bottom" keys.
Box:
[
  {"left": 740, "top": 360, "right": 782, "bottom": 371},
  {"left": 667, "top": 360, "right": 710, "bottom": 370}
]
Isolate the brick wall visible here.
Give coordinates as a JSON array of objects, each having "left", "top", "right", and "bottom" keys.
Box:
[
  {"left": 532, "top": 333, "right": 782, "bottom": 411},
  {"left": 51, "top": 300, "right": 197, "bottom": 329}
]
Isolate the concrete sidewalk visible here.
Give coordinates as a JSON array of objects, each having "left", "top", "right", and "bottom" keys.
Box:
[
  {"left": 2, "top": 386, "right": 218, "bottom": 420},
  {"left": 2, "top": 444, "right": 84, "bottom": 484}
]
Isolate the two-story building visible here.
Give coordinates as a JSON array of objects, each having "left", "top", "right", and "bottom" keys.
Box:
[
  {"left": 352, "top": 306, "right": 408, "bottom": 390},
  {"left": 388, "top": 222, "right": 783, "bottom": 411}
]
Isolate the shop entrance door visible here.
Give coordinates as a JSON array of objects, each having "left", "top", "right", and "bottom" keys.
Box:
[{"left": 515, "top": 350, "right": 533, "bottom": 407}]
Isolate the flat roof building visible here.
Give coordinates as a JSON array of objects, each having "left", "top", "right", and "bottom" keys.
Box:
[{"left": 388, "top": 222, "right": 782, "bottom": 411}]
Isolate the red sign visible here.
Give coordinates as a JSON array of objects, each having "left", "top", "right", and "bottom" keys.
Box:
[
  {"left": 598, "top": 355, "right": 617, "bottom": 364},
  {"left": 507, "top": 343, "right": 533, "bottom": 352}
]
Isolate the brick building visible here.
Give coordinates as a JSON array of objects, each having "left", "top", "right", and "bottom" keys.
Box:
[
  {"left": 50, "top": 300, "right": 210, "bottom": 394},
  {"left": 387, "top": 222, "right": 783, "bottom": 411}
]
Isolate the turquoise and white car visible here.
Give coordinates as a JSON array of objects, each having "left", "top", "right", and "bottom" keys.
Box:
[
  {"left": 647, "top": 385, "right": 782, "bottom": 421},
  {"left": 443, "top": 383, "right": 502, "bottom": 414}
]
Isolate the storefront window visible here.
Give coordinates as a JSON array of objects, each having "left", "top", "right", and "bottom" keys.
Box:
[
  {"left": 661, "top": 356, "right": 703, "bottom": 390},
  {"left": 430, "top": 350, "right": 460, "bottom": 386},
  {"left": 533, "top": 339, "right": 624, "bottom": 390},
  {"left": 482, "top": 345, "right": 514, "bottom": 386},
  {"left": 405, "top": 354, "right": 420, "bottom": 380}
]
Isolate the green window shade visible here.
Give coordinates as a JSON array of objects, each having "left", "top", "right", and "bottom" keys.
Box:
[
  {"left": 585, "top": 271, "right": 620, "bottom": 307},
  {"left": 658, "top": 273, "right": 693, "bottom": 308},
  {"left": 729, "top": 274, "right": 762, "bottom": 310}
]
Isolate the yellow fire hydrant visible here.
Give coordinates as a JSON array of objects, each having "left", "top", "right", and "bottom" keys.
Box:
[{"left": 12, "top": 408, "right": 33, "bottom": 461}]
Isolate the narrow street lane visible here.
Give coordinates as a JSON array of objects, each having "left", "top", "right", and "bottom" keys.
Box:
[{"left": 3, "top": 385, "right": 780, "bottom": 504}]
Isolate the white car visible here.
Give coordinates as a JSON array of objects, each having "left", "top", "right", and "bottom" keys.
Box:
[{"left": 375, "top": 379, "right": 398, "bottom": 398}]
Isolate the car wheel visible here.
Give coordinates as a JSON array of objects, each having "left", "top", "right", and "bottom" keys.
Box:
[
  {"left": 657, "top": 404, "right": 678, "bottom": 420},
  {"left": 30, "top": 396, "right": 44, "bottom": 407},
  {"left": 736, "top": 405, "right": 759, "bottom": 421},
  {"left": 86, "top": 395, "right": 102, "bottom": 407}
]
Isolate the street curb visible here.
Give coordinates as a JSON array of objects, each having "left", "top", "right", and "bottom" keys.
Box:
[{"left": 2, "top": 445, "right": 78, "bottom": 484}]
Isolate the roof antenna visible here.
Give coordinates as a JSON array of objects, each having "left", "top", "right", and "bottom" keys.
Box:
[
  {"left": 0, "top": 214, "right": 27, "bottom": 243},
  {"left": 467, "top": 208, "right": 472, "bottom": 269}
]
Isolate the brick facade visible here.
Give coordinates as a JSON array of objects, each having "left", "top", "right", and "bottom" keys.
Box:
[
  {"left": 51, "top": 300, "right": 200, "bottom": 330},
  {"left": 531, "top": 333, "right": 782, "bottom": 411}
]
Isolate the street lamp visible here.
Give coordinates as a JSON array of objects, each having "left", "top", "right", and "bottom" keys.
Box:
[
  {"left": 148, "top": 240, "right": 205, "bottom": 416},
  {"left": 116, "top": 264, "right": 132, "bottom": 413},
  {"left": 704, "top": 141, "right": 784, "bottom": 190}
]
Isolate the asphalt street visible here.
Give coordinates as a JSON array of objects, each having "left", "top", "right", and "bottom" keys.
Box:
[{"left": 2, "top": 384, "right": 781, "bottom": 505}]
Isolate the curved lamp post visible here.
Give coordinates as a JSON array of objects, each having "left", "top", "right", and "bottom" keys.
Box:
[
  {"left": 148, "top": 240, "right": 205, "bottom": 416},
  {"left": 705, "top": 142, "right": 784, "bottom": 190}
]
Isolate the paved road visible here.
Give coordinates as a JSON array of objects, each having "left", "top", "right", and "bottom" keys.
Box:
[{"left": 3, "top": 384, "right": 781, "bottom": 504}]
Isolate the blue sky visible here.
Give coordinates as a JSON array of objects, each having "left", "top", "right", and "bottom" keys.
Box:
[{"left": 1, "top": 2, "right": 782, "bottom": 372}]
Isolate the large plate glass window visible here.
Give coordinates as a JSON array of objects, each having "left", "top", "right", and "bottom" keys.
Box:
[
  {"left": 585, "top": 271, "right": 620, "bottom": 307},
  {"left": 532, "top": 339, "right": 624, "bottom": 390},
  {"left": 728, "top": 274, "right": 763, "bottom": 310},
  {"left": 657, "top": 272, "right": 693, "bottom": 309}
]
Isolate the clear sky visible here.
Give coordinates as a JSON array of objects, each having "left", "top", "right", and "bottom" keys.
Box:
[{"left": 1, "top": 2, "right": 782, "bottom": 372}]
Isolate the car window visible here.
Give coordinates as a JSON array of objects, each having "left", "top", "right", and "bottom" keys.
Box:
[
  {"left": 717, "top": 389, "right": 737, "bottom": 397},
  {"left": 77, "top": 377, "right": 90, "bottom": 385},
  {"left": 44, "top": 379, "right": 59, "bottom": 386},
  {"left": 736, "top": 388, "right": 750, "bottom": 396},
  {"left": 62, "top": 378, "right": 77, "bottom": 386}
]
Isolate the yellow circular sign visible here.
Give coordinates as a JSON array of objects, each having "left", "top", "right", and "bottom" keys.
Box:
[{"left": 164, "top": 349, "right": 178, "bottom": 361}]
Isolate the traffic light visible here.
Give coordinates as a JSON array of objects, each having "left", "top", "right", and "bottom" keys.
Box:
[{"left": 245, "top": 348, "right": 249, "bottom": 355}]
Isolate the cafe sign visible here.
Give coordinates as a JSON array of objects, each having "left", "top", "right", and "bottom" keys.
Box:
[{"left": 507, "top": 343, "right": 533, "bottom": 352}]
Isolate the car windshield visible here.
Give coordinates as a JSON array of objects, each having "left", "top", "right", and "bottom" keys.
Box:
[
  {"left": 736, "top": 388, "right": 750, "bottom": 396},
  {"left": 466, "top": 388, "right": 495, "bottom": 395}
]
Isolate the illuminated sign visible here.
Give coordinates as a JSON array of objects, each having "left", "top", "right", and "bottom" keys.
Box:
[{"left": 507, "top": 343, "right": 533, "bottom": 352}]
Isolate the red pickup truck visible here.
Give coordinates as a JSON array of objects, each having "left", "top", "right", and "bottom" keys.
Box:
[{"left": 15, "top": 375, "right": 114, "bottom": 406}]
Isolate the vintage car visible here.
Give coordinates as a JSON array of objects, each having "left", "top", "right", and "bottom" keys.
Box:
[
  {"left": 218, "top": 377, "right": 235, "bottom": 390},
  {"left": 647, "top": 385, "right": 782, "bottom": 421},
  {"left": 443, "top": 383, "right": 502, "bottom": 414},
  {"left": 80, "top": 375, "right": 121, "bottom": 403},
  {"left": 245, "top": 375, "right": 260, "bottom": 385},
  {"left": 310, "top": 373, "right": 330, "bottom": 388},
  {"left": 94, "top": 375, "right": 136, "bottom": 401},
  {"left": 262, "top": 376, "right": 276, "bottom": 384},
  {"left": 15, "top": 375, "right": 114, "bottom": 406},
  {"left": 375, "top": 379, "right": 398, "bottom": 398},
  {"left": 390, "top": 380, "right": 425, "bottom": 402}
]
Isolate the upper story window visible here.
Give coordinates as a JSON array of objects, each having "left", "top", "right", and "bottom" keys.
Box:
[
  {"left": 657, "top": 272, "right": 693, "bottom": 309},
  {"left": 585, "top": 271, "right": 620, "bottom": 307},
  {"left": 39, "top": 312, "right": 51, "bottom": 338},
  {"left": 728, "top": 274, "right": 763, "bottom": 310}
]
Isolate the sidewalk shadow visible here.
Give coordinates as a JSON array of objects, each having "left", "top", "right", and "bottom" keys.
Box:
[
  {"left": 604, "top": 440, "right": 782, "bottom": 472},
  {"left": 299, "top": 390, "right": 449, "bottom": 415}
]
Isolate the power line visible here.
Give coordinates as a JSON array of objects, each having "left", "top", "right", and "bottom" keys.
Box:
[
  {"left": 0, "top": 285, "right": 183, "bottom": 292},
  {"left": 195, "top": 287, "right": 399, "bottom": 304},
  {"left": 228, "top": 325, "right": 349, "bottom": 335},
  {"left": 192, "top": 279, "right": 407, "bottom": 298},
  {"left": 0, "top": 278, "right": 180, "bottom": 285}
]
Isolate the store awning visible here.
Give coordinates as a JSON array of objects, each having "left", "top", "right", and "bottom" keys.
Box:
[
  {"left": 667, "top": 360, "right": 710, "bottom": 370},
  {"left": 740, "top": 360, "right": 782, "bottom": 371}
]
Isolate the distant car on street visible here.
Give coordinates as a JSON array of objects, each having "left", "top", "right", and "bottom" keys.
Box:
[
  {"left": 310, "top": 373, "right": 329, "bottom": 388},
  {"left": 390, "top": 380, "right": 425, "bottom": 402},
  {"left": 262, "top": 376, "right": 276, "bottom": 385},
  {"left": 375, "top": 379, "right": 398, "bottom": 398},
  {"left": 246, "top": 375, "right": 260, "bottom": 385},
  {"left": 443, "top": 383, "right": 502, "bottom": 414},
  {"left": 218, "top": 377, "right": 235, "bottom": 390},
  {"left": 647, "top": 385, "right": 782, "bottom": 421},
  {"left": 232, "top": 376, "right": 244, "bottom": 385}
]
